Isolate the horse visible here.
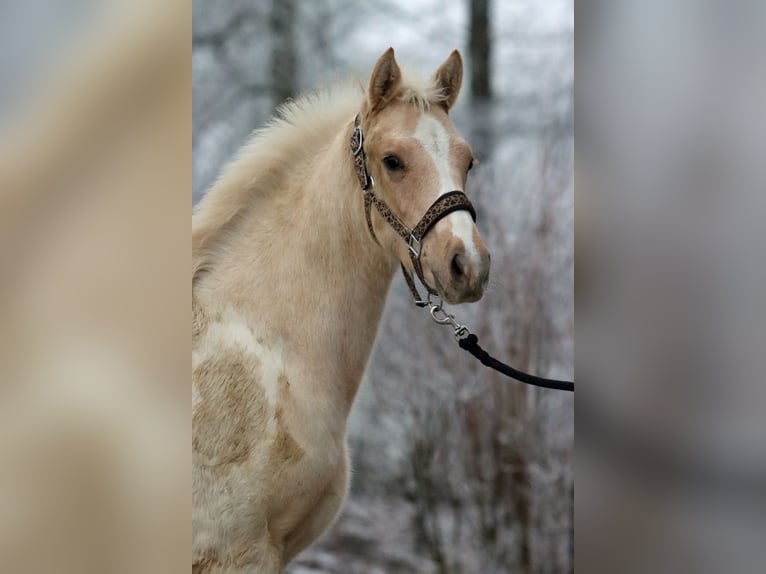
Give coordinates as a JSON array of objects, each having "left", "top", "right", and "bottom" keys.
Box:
[{"left": 192, "top": 47, "right": 491, "bottom": 573}]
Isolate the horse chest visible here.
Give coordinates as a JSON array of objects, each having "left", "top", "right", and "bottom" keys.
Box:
[
  {"left": 193, "top": 421, "right": 348, "bottom": 568},
  {"left": 192, "top": 311, "right": 351, "bottom": 567}
]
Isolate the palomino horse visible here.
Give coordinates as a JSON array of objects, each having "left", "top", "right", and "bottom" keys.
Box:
[{"left": 192, "top": 48, "right": 491, "bottom": 573}]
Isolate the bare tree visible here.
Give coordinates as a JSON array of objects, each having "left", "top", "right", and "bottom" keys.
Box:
[
  {"left": 468, "top": 0, "right": 492, "bottom": 101},
  {"left": 270, "top": 0, "right": 297, "bottom": 106},
  {"left": 467, "top": 0, "right": 494, "bottom": 171}
]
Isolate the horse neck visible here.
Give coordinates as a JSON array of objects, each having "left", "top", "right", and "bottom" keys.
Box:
[{"left": 198, "top": 120, "right": 397, "bottom": 412}]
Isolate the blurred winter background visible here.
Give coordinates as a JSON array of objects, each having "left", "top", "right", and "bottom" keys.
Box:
[{"left": 193, "top": 1, "right": 573, "bottom": 572}]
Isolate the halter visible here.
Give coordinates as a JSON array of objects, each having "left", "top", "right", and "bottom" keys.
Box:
[
  {"left": 350, "top": 115, "right": 476, "bottom": 306},
  {"left": 351, "top": 115, "right": 574, "bottom": 392}
]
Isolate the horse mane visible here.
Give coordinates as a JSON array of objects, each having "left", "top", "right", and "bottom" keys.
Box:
[{"left": 192, "top": 72, "right": 446, "bottom": 284}]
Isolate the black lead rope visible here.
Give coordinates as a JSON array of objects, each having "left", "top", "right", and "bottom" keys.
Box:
[
  {"left": 414, "top": 294, "right": 574, "bottom": 392},
  {"left": 457, "top": 333, "right": 575, "bottom": 392}
]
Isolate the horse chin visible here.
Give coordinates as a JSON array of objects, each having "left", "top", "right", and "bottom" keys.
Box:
[
  {"left": 424, "top": 270, "right": 481, "bottom": 305},
  {"left": 444, "top": 289, "right": 484, "bottom": 305},
  {"left": 443, "top": 293, "right": 463, "bottom": 305}
]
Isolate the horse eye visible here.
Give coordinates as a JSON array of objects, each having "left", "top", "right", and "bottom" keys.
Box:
[
  {"left": 467, "top": 159, "right": 475, "bottom": 172},
  {"left": 383, "top": 155, "right": 403, "bottom": 171}
]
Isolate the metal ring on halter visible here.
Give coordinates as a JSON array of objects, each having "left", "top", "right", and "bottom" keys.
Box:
[
  {"left": 427, "top": 292, "right": 443, "bottom": 309},
  {"left": 351, "top": 126, "right": 364, "bottom": 156}
]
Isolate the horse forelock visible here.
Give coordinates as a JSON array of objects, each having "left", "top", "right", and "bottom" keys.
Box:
[{"left": 396, "top": 71, "right": 448, "bottom": 112}]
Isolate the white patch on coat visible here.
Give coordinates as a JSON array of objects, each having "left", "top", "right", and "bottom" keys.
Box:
[
  {"left": 192, "top": 307, "right": 293, "bottom": 564},
  {"left": 192, "top": 307, "right": 284, "bottom": 412},
  {"left": 413, "top": 113, "right": 480, "bottom": 264}
]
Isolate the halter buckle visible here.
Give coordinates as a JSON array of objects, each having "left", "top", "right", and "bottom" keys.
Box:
[{"left": 407, "top": 234, "right": 421, "bottom": 258}]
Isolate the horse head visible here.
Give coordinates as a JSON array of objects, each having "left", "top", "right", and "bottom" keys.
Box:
[{"left": 357, "top": 48, "right": 491, "bottom": 304}]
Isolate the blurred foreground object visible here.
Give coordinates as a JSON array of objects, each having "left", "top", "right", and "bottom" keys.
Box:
[
  {"left": 0, "top": 1, "right": 190, "bottom": 573},
  {"left": 577, "top": 1, "right": 766, "bottom": 572}
]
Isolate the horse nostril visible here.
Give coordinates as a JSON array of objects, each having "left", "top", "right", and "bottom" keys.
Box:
[{"left": 451, "top": 253, "right": 465, "bottom": 280}]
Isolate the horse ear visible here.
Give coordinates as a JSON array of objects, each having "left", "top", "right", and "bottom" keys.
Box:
[
  {"left": 432, "top": 50, "right": 463, "bottom": 112},
  {"left": 368, "top": 47, "right": 402, "bottom": 112}
]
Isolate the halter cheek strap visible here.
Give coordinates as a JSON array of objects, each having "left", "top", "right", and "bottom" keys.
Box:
[{"left": 350, "top": 115, "right": 477, "bottom": 305}]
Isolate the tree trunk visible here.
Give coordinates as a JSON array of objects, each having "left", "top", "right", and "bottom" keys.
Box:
[
  {"left": 468, "top": 0, "right": 492, "bottom": 101},
  {"left": 467, "top": 0, "right": 494, "bottom": 170},
  {"left": 270, "top": 0, "right": 297, "bottom": 107}
]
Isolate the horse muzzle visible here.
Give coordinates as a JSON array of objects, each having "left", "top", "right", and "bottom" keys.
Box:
[{"left": 427, "top": 231, "right": 490, "bottom": 304}]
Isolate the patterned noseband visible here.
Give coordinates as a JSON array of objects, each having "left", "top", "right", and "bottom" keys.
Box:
[{"left": 350, "top": 115, "right": 476, "bottom": 305}]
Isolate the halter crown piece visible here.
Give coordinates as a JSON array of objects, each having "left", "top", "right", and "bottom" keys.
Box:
[{"left": 350, "top": 115, "right": 476, "bottom": 306}]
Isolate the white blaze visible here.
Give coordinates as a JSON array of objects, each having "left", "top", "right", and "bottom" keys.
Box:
[{"left": 413, "top": 113, "right": 479, "bottom": 264}]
